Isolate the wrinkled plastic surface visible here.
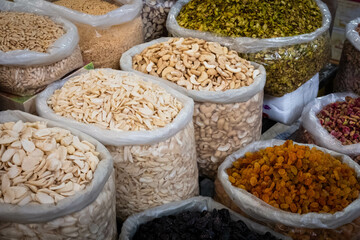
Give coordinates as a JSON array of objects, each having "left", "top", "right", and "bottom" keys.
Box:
[
  {"left": 110, "top": 122, "right": 199, "bottom": 220},
  {"left": 334, "top": 18, "right": 360, "bottom": 95},
  {"left": 120, "top": 37, "right": 266, "bottom": 104},
  {"left": 239, "top": 32, "right": 330, "bottom": 97},
  {"left": 36, "top": 69, "right": 194, "bottom": 146},
  {"left": 263, "top": 73, "right": 319, "bottom": 125},
  {"left": 0, "top": 172, "right": 117, "bottom": 240},
  {"left": 166, "top": 0, "right": 330, "bottom": 52},
  {"left": 218, "top": 139, "right": 360, "bottom": 229},
  {"left": 74, "top": 17, "right": 143, "bottom": 69},
  {"left": 194, "top": 92, "right": 263, "bottom": 179},
  {"left": 301, "top": 92, "right": 360, "bottom": 158},
  {"left": 17, "top": 0, "right": 144, "bottom": 69},
  {"left": 17, "top": 0, "right": 142, "bottom": 28},
  {"left": 0, "top": 1, "right": 79, "bottom": 66},
  {"left": 347, "top": 18, "right": 360, "bottom": 52},
  {"left": 119, "top": 196, "right": 290, "bottom": 240},
  {"left": 0, "top": 110, "right": 113, "bottom": 224},
  {"left": 0, "top": 46, "right": 83, "bottom": 96}
]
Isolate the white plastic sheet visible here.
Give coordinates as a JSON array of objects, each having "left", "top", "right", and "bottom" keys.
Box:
[
  {"left": 218, "top": 139, "right": 360, "bottom": 229},
  {"left": 119, "top": 196, "right": 290, "bottom": 240},
  {"left": 263, "top": 73, "right": 319, "bottom": 125},
  {"left": 120, "top": 37, "right": 266, "bottom": 104},
  {"left": 36, "top": 68, "right": 194, "bottom": 146},
  {"left": 0, "top": 110, "right": 113, "bottom": 224},
  {"left": 0, "top": 1, "right": 79, "bottom": 66},
  {"left": 301, "top": 92, "right": 360, "bottom": 158}
]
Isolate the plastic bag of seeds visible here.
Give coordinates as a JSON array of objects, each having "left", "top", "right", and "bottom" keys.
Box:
[
  {"left": 166, "top": 0, "right": 331, "bottom": 97},
  {"left": 263, "top": 73, "right": 319, "bottom": 125},
  {"left": 0, "top": 1, "right": 83, "bottom": 96},
  {"left": 217, "top": 139, "right": 360, "bottom": 240},
  {"left": 334, "top": 18, "right": 360, "bottom": 95},
  {"left": 142, "top": 0, "right": 177, "bottom": 41},
  {"left": 120, "top": 37, "right": 266, "bottom": 179},
  {"left": 0, "top": 110, "right": 116, "bottom": 240},
  {"left": 36, "top": 68, "right": 199, "bottom": 221},
  {"left": 300, "top": 92, "right": 360, "bottom": 159},
  {"left": 120, "top": 196, "right": 290, "bottom": 240},
  {"left": 19, "top": 0, "right": 143, "bottom": 69}
]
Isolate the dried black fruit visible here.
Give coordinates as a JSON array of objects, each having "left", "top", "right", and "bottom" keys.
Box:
[{"left": 132, "top": 209, "right": 280, "bottom": 240}]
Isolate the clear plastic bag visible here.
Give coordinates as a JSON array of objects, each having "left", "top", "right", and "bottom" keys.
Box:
[
  {"left": 0, "top": 172, "right": 117, "bottom": 240},
  {"left": 36, "top": 69, "right": 199, "bottom": 220},
  {"left": 0, "top": 46, "right": 83, "bottom": 96},
  {"left": 119, "top": 196, "right": 290, "bottom": 240},
  {"left": 142, "top": 0, "right": 177, "bottom": 41},
  {"left": 166, "top": 0, "right": 331, "bottom": 97},
  {"left": 218, "top": 140, "right": 360, "bottom": 229},
  {"left": 120, "top": 37, "right": 266, "bottom": 179},
  {"left": 20, "top": 0, "right": 144, "bottom": 69},
  {"left": 334, "top": 18, "right": 360, "bottom": 95},
  {"left": 0, "top": 1, "right": 79, "bottom": 66},
  {"left": 0, "top": 110, "right": 116, "bottom": 240},
  {"left": 239, "top": 33, "right": 330, "bottom": 97},
  {"left": 108, "top": 121, "right": 199, "bottom": 220},
  {"left": 0, "top": 1, "right": 82, "bottom": 96},
  {"left": 194, "top": 92, "right": 263, "bottom": 179},
  {"left": 300, "top": 92, "right": 360, "bottom": 158}
]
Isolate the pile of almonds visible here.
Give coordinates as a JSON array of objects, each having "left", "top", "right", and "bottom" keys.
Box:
[
  {"left": 133, "top": 37, "right": 259, "bottom": 91},
  {"left": 0, "top": 120, "right": 100, "bottom": 205},
  {"left": 317, "top": 96, "right": 360, "bottom": 145},
  {"left": 48, "top": 69, "right": 183, "bottom": 131},
  {"left": 0, "top": 12, "right": 65, "bottom": 53}
]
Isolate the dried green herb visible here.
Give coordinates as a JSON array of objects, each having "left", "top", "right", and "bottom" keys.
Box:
[
  {"left": 240, "top": 33, "right": 331, "bottom": 97},
  {"left": 177, "top": 0, "right": 323, "bottom": 38}
]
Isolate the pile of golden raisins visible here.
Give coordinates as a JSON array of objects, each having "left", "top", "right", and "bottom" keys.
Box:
[{"left": 227, "top": 140, "right": 360, "bottom": 214}]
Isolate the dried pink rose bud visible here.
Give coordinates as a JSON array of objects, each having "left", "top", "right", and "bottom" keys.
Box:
[{"left": 317, "top": 97, "right": 360, "bottom": 145}]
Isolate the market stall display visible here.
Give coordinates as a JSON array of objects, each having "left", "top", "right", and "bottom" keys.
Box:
[
  {"left": 142, "top": 0, "right": 177, "bottom": 41},
  {"left": 120, "top": 196, "right": 290, "bottom": 240},
  {"left": 0, "top": 110, "right": 116, "bottom": 240},
  {"left": 20, "top": 0, "right": 143, "bottom": 69},
  {"left": 0, "top": 0, "right": 352, "bottom": 238},
  {"left": 121, "top": 37, "right": 265, "bottom": 179},
  {"left": 167, "top": 0, "right": 331, "bottom": 97},
  {"left": 334, "top": 18, "right": 360, "bottom": 95},
  {"left": 217, "top": 139, "right": 360, "bottom": 239},
  {"left": 0, "top": 1, "right": 82, "bottom": 96},
  {"left": 36, "top": 69, "right": 199, "bottom": 220}
]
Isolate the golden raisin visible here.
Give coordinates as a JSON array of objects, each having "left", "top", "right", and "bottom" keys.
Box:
[{"left": 227, "top": 140, "right": 360, "bottom": 214}]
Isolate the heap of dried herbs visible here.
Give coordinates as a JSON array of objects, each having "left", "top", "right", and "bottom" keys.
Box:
[
  {"left": 240, "top": 33, "right": 331, "bottom": 96},
  {"left": 177, "top": 0, "right": 323, "bottom": 38}
]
